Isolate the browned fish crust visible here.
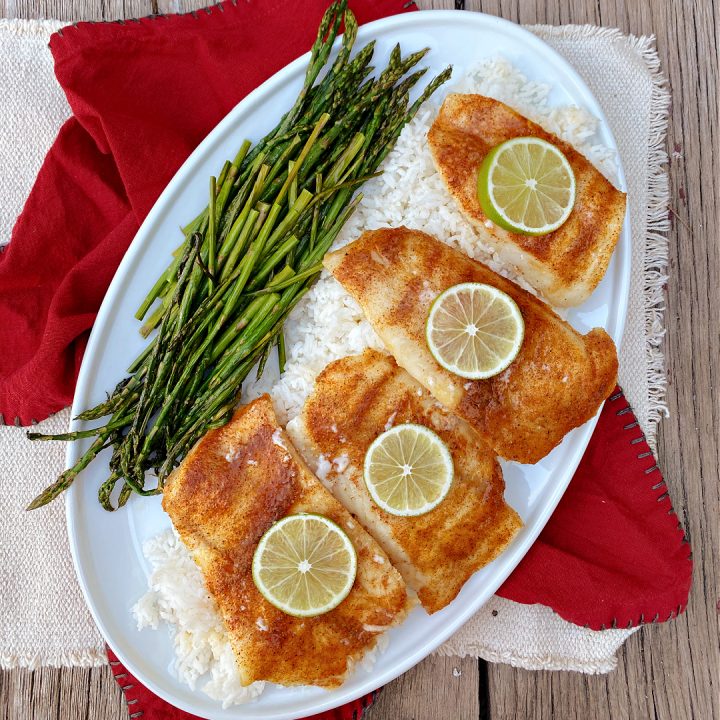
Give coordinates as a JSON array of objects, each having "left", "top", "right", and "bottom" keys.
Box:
[
  {"left": 324, "top": 228, "right": 618, "bottom": 464},
  {"left": 163, "top": 395, "right": 410, "bottom": 688},
  {"left": 428, "top": 93, "right": 627, "bottom": 307},
  {"left": 296, "top": 349, "right": 522, "bottom": 614}
]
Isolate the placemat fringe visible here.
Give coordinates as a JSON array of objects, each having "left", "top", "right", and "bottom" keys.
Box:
[
  {"left": 530, "top": 25, "right": 671, "bottom": 451},
  {"left": 1, "top": 647, "right": 106, "bottom": 670},
  {"left": 621, "top": 32, "right": 672, "bottom": 449},
  {"left": 0, "top": 18, "right": 63, "bottom": 37},
  {"left": 433, "top": 644, "right": 621, "bottom": 674}
]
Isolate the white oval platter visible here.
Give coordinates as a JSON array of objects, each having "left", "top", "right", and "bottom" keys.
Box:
[{"left": 65, "top": 9, "right": 630, "bottom": 720}]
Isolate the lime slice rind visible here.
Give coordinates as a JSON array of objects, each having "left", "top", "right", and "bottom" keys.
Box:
[
  {"left": 252, "top": 513, "right": 357, "bottom": 617},
  {"left": 426, "top": 282, "right": 524, "bottom": 380},
  {"left": 477, "top": 136, "right": 576, "bottom": 236},
  {"left": 364, "top": 424, "right": 453, "bottom": 517}
]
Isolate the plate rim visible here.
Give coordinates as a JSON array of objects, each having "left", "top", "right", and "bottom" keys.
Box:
[{"left": 65, "top": 9, "right": 631, "bottom": 719}]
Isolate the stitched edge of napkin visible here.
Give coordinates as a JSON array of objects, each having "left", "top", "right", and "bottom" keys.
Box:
[{"left": 530, "top": 24, "right": 671, "bottom": 448}]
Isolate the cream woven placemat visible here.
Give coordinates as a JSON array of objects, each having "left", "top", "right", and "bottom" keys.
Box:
[{"left": 0, "top": 18, "right": 669, "bottom": 673}]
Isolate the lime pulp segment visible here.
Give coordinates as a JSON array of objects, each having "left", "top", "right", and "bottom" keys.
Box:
[
  {"left": 252, "top": 513, "right": 357, "bottom": 617},
  {"left": 426, "top": 282, "right": 524, "bottom": 380},
  {"left": 364, "top": 423, "right": 454, "bottom": 517},
  {"left": 477, "top": 136, "right": 576, "bottom": 236}
]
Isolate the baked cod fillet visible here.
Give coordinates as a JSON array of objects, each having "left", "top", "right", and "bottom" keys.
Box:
[
  {"left": 428, "top": 93, "right": 627, "bottom": 307},
  {"left": 162, "top": 395, "right": 410, "bottom": 689},
  {"left": 289, "top": 349, "right": 522, "bottom": 614},
  {"left": 324, "top": 228, "right": 618, "bottom": 464}
]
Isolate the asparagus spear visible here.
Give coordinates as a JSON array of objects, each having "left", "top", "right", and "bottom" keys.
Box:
[{"left": 27, "top": 0, "right": 451, "bottom": 511}]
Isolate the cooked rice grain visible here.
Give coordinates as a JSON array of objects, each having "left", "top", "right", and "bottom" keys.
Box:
[{"left": 133, "top": 529, "right": 264, "bottom": 708}]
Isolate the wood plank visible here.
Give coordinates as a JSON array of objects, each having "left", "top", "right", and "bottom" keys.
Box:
[
  {"left": 158, "top": 0, "right": 202, "bottom": 12},
  {"left": 0, "top": 2, "right": 153, "bottom": 720},
  {"left": 85, "top": 665, "right": 129, "bottom": 720},
  {"left": 0, "top": 667, "right": 125, "bottom": 720},
  {"left": 368, "top": 656, "right": 481, "bottom": 719},
  {"left": 57, "top": 667, "right": 92, "bottom": 720},
  {"left": 5, "top": 0, "right": 152, "bottom": 21},
  {"left": 0, "top": 667, "right": 35, "bottom": 720}
]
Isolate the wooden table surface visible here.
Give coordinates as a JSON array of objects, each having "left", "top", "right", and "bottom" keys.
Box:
[{"left": 0, "top": 1, "right": 717, "bottom": 719}]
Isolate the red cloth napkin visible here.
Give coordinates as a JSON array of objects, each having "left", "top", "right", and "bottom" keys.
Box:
[
  {"left": 498, "top": 386, "right": 691, "bottom": 629},
  {"left": 1, "top": 1, "right": 691, "bottom": 717}
]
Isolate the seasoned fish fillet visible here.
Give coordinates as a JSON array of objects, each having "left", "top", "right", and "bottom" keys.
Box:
[
  {"left": 428, "top": 93, "right": 627, "bottom": 307},
  {"left": 289, "top": 349, "right": 522, "bottom": 614},
  {"left": 162, "top": 395, "right": 410, "bottom": 689},
  {"left": 324, "top": 228, "right": 618, "bottom": 464}
]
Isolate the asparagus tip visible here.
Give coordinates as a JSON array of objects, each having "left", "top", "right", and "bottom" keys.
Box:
[
  {"left": 26, "top": 486, "right": 58, "bottom": 510},
  {"left": 26, "top": 497, "right": 48, "bottom": 511}
]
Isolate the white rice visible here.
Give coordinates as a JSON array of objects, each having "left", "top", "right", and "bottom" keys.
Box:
[
  {"left": 134, "top": 58, "right": 618, "bottom": 706},
  {"left": 133, "top": 529, "right": 265, "bottom": 708},
  {"left": 243, "top": 57, "right": 618, "bottom": 425}
]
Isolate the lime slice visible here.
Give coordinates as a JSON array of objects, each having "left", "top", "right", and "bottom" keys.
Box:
[
  {"left": 477, "top": 136, "right": 576, "bottom": 235},
  {"left": 252, "top": 513, "right": 357, "bottom": 617},
  {"left": 364, "top": 424, "right": 453, "bottom": 517},
  {"left": 426, "top": 282, "right": 524, "bottom": 379}
]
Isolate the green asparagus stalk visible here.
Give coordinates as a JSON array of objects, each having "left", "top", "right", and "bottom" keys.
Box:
[
  {"left": 207, "top": 177, "right": 217, "bottom": 290},
  {"left": 277, "top": 330, "right": 287, "bottom": 374}
]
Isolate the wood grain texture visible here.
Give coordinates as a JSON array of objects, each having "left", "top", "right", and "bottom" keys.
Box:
[
  {"left": 0, "top": 1, "right": 716, "bottom": 719},
  {"left": 368, "top": 656, "right": 481, "bottom": 720},
  {"left": 3, "top": 0, "right": 150, "bottom": 21}
]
